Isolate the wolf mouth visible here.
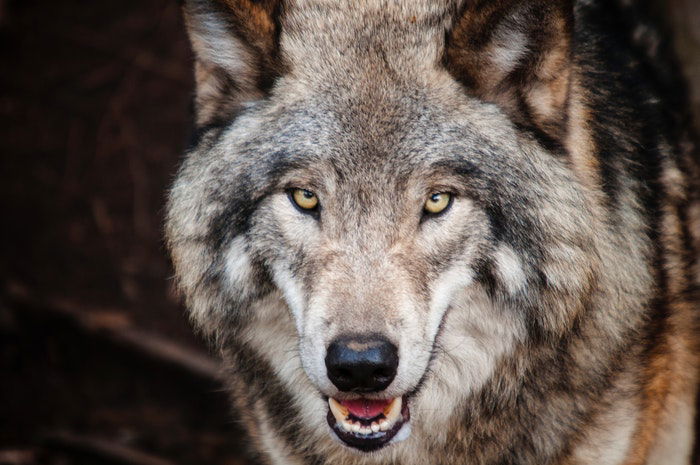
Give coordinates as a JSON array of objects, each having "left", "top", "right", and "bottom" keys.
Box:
[{"left": 326, "top": 396, "right": 411, "bottom": 451}]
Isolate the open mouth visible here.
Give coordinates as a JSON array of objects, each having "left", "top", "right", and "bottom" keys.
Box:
[{"left": 326, "top": 396, "right": 410, "bottom": 451}]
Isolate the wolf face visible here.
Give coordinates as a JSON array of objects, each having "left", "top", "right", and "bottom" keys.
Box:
[{"left": 167, "top": 0, "right": 698, "bottom": 463}]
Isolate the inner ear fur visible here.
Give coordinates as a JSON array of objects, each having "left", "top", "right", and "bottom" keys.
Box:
[
  {"left": 184, "top": 0, "right": 284, "bottom": 127},
  {"left": 444, "top": 0, "right": 574, "bottom": 145}
]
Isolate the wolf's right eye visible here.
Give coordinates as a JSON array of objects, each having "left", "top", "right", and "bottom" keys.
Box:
[{"left": 289, "top": 188, "right": 319, "bottom": 211}]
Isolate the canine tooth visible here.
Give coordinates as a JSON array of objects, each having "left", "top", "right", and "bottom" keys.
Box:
[
  {"left": 328, "top": 398, "right": 349, "bottom": 423},
  {"left": 384, "top": 397, "right": 402, "bottom": 424},
  {"left": 352, "top": 423, "right": 361, "bottom": 433},
  {"left": 379, "top": 419, "right": 390, "bottom": 431},
  {"left": 371, "top": 422, "right": 380, "bottom": 433}
]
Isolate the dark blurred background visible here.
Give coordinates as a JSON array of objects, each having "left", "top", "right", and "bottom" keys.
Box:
[{"left": 0, "top": 1, "right": 698, "bottom": 465}]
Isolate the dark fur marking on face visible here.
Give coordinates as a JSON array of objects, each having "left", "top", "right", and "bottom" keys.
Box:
[
  {"left": 206, "top": 153, "right": 303, "bottom": 252},
  {"left": 430, "top": 155, "right": 545, "bottom": 264},
  {"left": 430, "top": 156, "right": 555, "bottom": 337},
  {"left": 472, "top": 255, "right": 498, "bottom": 298},
  {"left": 227, "top": 342, "right": 327, "bottom": 465}
]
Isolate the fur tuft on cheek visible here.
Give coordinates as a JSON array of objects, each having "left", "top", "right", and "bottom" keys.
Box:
[
  {"left": 224, "top": 236, "right": 258, "bottom": 300},
  {"left": 493, "top": 244, "right": 527, "bottom": 296}
]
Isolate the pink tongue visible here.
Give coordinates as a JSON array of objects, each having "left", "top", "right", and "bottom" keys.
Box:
[{"left": 340, "top": 398, "right": 392, "bottom": 419}]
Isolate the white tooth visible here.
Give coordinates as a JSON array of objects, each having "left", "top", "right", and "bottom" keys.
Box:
[
  {"left": 352, "top": 423, "right": 361, "bottom": 433},
  {"left": 328, "top": 398, "right": 349, "bottom": 423},
  {"left": 360, "top": 426, "right": 371, "bottom": 435},
  {"left": 342, "top": 420, "right": 354, "bottom": 432},
  {"left": 384, "top": 397, "right": 403, "bottom": 424},
  {"left": 379, "top": 419, "right": 390, "bottom": 431},
  {"left": 371, "top": 422, "right": 380, "bottom": 433}
]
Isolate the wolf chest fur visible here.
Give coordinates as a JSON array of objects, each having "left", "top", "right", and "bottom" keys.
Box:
[{"left": 165, "top": 0, "right": 700, "bottom": 464}]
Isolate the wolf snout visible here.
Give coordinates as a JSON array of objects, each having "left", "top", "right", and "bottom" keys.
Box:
[{"left": 325, "top": 335, "right": 399, "bottom": 392}]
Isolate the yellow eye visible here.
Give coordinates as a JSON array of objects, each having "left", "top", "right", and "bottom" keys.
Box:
[
  {"left": 424, "top": 192, "right": 452, "bottom": 214},
  {"left": 291, "top": 188, "right": 319, "bottom": 210}
]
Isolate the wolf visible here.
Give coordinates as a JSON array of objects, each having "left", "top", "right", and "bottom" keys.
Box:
[{"left": 165, "top": 0, "right": 700, "bottom": 463}]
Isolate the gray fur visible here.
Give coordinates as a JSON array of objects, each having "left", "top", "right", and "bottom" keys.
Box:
[{"left": 166, "top": 0, "right": 699, "bottom": 463}]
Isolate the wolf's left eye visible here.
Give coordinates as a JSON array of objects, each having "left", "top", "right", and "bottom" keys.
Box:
[
  {"left": 424, "top": 193, "right": 452, "bottom": 215},
  {"left": 290, "top": 188, "right": 319, "bottom": 211}
]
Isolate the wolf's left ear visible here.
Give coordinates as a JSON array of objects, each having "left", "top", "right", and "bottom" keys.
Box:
[
  {"left": 184, "top": 0, "right": 284, "bottom": 127},
  {"left": 445, "top": 0, "right": 573, "bottom": 145}
]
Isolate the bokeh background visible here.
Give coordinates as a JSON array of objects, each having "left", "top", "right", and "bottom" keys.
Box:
[{"left": 0, "top": 1, "right": 698, "bottom": 464}]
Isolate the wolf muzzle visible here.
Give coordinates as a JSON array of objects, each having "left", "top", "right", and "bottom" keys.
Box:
[{"left": 324, "top": 335, "right": 410, "bottom": 451}]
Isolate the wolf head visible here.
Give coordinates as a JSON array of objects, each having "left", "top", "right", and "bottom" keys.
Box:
[{"left": 167, "top": 0, "right": 618, "bottom": 455}]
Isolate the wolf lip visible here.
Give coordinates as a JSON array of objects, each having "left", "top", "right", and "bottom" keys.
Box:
[{"left": 327, "top": 396, "right": 410, "bottom": 451}]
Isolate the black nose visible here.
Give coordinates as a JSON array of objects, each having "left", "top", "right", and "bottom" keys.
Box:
[{"left": 325, "top": 335, "right": 399, "bottom": 392}]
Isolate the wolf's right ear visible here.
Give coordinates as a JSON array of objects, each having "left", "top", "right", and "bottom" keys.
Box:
[{"left": 184, "top": 0, "right": 284, "bottom": 127}]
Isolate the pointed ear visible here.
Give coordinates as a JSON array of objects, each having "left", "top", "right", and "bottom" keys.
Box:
[
  {"left": 445, "top": 0, "right": 573, "bottom": 145},
  {"left": 184, "top": 0, "right": 284, "bottom": 127}
]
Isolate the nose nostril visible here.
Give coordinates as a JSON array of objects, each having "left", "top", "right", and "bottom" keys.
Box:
[
  {"left": 374, "top": 370, "right": 393, "bottom": 380},
  {"left": 375, "top": 368, "right": 393, "bottom": 378},
  {"left": 333, "top": 367, "right": 353, "bottom": 380}
]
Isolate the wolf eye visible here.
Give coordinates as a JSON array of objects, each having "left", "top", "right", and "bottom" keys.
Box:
[
  {"left": 424, "top": 193, "right": 452, "bottom": 215},
  {"left": 290, "top": 188, "right": 319, "bottom": 211}
]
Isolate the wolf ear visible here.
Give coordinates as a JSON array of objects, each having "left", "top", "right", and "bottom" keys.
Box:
[
  {"left": 184, "top": 0, "right": 284, "bottom": 127},
  {"left": 445, "top": 0, "right": 573, "bottom": 145}
]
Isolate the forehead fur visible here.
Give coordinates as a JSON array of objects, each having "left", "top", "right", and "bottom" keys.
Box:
[{"left": 280, "top": 0, "right": 462, "bottom": 96}]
